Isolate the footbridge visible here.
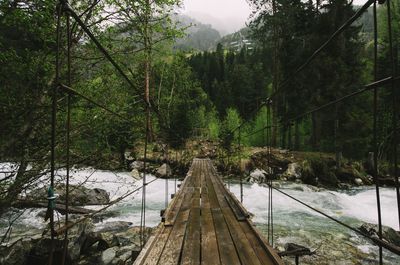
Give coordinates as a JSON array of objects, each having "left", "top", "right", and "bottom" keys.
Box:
[{"left": 134, "top": 158, "right": 283, "bottom": 265}]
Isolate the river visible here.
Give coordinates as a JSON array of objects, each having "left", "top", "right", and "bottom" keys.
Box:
[{"left": 0, "top": 166, "right": 399, "bottom": 264}]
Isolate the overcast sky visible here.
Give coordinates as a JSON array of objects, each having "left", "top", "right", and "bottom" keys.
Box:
[
  {"left": 182, "top": 0, "right": 370, "bottom": 21},
  {"left": 181, "top": 0, "right": 370, "bottom": 34}
]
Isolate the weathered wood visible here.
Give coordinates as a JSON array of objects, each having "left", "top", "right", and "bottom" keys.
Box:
[{"left": 134, "top": 158, "right": 284, "bottom": 265}]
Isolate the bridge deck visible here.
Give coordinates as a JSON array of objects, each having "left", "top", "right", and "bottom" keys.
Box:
[{"left": 134, "top": 158, "right": 283, "bottom": 265}]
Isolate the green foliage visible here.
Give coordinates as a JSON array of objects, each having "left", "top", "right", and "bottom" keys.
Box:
[
  {"left": 301, "top": 159, "right": 338, "bottom": 187},
  {"left": 247, "top": 106, "right": 269, "bottom": 147},
  {"left": 188, "top": 46, "right": 268, "bottom": 118},
  {"left": 219, "top": 108, "right": 241, "bottom": 152}
]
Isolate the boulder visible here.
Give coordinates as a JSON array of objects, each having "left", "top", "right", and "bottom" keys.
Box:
[
  {"left": 95, "top": 221, "right": 133, "bottom": 233},
  {"left": 282, "top": 163, "right": 301, "bottom": 181},
  {"left": 26, "top": 184, "right": 110, "bottom": 206},
  {"left": 354, "top": 178, "right": 363, "bottom": 186},
  {"left": 130, "top": 169, "right": 141, "bottom": 180},
  {"left": 156, "top": 163, "right": 172, "bottom": 178},
  {"left": 249, "top": 169, "right": 267, "bottom": 183},
  {"left": 124, "top": 152, "right": 135, "bottom": 162},
  {"left": 130, "top": 161, "right": 144, "bottom": 171},
  {"left": 0, "top": 239, "right": 32, "bottom": 265},
  {"left": 359, "top": 223, "right": 400, "bottom": 246},
  {"left": 99, "top": 246, "right": 118, "bottom": 265}
]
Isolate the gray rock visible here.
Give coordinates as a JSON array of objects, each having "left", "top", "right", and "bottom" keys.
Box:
[
  {"left": 282, "top": 162, "right": 301, "bottom": 180},
  {"left": 27, "top": 184, "right": 110, "bottom": 206},
  {"left": 354, "top": 178, "right": 363, "bottom": 186},
  {"left": 0, "top": 239, "right": 31, "bottom": 265},
  {"left": 156, "top": 163, "right": 172, "bottom": 178},
  {"left": 95, "top": 221, "right": 133, "bottom": 233},
  {"left": 130, "top": 161, "right": 144, "bottom": 171},
  {"left": 100, "top": 246, "right": 118, "bottom": 265},
  {"left": 359, "top": 222, "right": 400, "bottom": 246},
  {"left": 249, "top": 168, "right": 267, "bottom": 183},
  {"left": 124, "top": 152, "right": 135, "bottom": 162},
  {"left": 130, "top": 169, "right": 141, "bottom": 180}
]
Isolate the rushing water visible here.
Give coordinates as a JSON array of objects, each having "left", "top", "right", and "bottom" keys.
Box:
[{"left": 1, "top": 167, "right": 399, "bottom": 264}]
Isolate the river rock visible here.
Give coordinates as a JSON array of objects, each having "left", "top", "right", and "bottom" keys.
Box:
[
  {"left": 130, "top": 161, "right": 144, "bottom": 171},
  {"left": 124, "top": 152, "right": 135, "bottom": 162},
  {"left": 282, "top": 163, "right": 301, "bottom": 181},
  {"left": 26, "top": 184, "right": 110, "bottom": 206},
  {"left": 359, "top": 223, "right": 400, "bottom": 246},
  {"left": 249, "top": 169, "right": 267, "bottom": 183},
  {"left": 95, "top": 221, "right": 133, "bottom": 233},
  {"left": 100, "top": 246, "right": 118, "bottom": 265},
  {"left": 0, "top": 239, "right": 32, "bottom": 265},
  {"left": 354, "top": 178, "right": 363, "bottom": 186},
  {"left": 156, "top": 163, "right": 172, "bottom": 178},
  {"left": 130, "top": 169, "right": 141, "bottom": 180}
]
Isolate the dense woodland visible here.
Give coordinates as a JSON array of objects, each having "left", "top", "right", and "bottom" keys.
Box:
[{"left": 0, "top": 0, "right": 399, "bottom": 206}]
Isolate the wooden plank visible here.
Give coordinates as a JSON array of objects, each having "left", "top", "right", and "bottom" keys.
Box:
[
  {"left": 165, "top": 188, "right": 193, "bottom": 226},
  {"left": 203, "top": 161, "right": 240, "bottom": 265},
  {"left": 244, "top": 220, "right": 285, "bottom": 264},
  {"left": 141, "top": 227, "right": 173, "bottom": 265},
  {"left": 239, "top": 222, "right": 282, "bottom": 265},
  {"left": 207, "top": 159, "right": 283, "bottom": 264},
  {"left": 181, "top": 207, "right": 201, "bottom": 265},
  {"left": 211, "top": 208, "right": 241, "bottom": 265},
  {"left": 157, "top": 209, "right": 190, "bottom": 265},
  {"left": 224, "top": 194, "right": 249, "bottom": 221},
  {"left": 136, "top": 158, "right": 284, "bottom": 265},
  {"left": 157, "top": 162, "right": 197, "bottom": 264},
  {"left": 200, "top": 168, "right": 220, "bottom": 265},
  {"left": 220, "top": 206, "right": 262, "bottom": 265},
  {"left": 133, "top": 224, "right": 163, "bottom": 265}
]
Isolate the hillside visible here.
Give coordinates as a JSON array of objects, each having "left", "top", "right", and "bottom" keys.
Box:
[{"left": 174, "top": 15, "right": 221, "bottom": 51}]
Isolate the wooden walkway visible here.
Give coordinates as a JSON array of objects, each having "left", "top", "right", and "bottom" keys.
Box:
[{"left": 134, "top": 158, "right": 283, "bottom": 265}]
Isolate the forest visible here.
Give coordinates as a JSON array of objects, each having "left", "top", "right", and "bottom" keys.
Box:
[{"left": 0, "top": 0, "right": 399, "bottom": 207}]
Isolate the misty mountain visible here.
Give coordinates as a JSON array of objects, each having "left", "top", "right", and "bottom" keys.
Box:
[
  {"left": 174, "top": 15, "right": 221, "bottom": 52},
  {"left": 185, "top": 11, "right": 247, "bottom": 36}
]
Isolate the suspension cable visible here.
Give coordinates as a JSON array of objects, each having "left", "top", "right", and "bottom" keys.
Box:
[
  {"left": 385, "top": 0, "right": 400, "bottom": 231},
  {"left": 59, "top": 84, "right": 135, "bottom": 122},
  {"left": 372, "top": 2, "right": 383, "bottom": 264},
  {"left": 61, "top": 8, "right": 72, "bottom": 265},
  {"left": 239, "top": 127, "right": 243, "bottom": 203},
  {"left": 62, "top": 3, "right": 142, "bottom": 99},
  {"left": 48, "top": 3, "right": 62, "bottom": 264},
  {"left": 241, "top": 75, "right": 400, "bottom": 140},
  {"left": 227, "top": 0, "right": 376, "bottom": 138},
  {"left": 269, "top": 183, "right": 400, "bottom": 256}
]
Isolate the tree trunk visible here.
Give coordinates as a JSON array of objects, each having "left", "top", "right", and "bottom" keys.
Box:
[
  {"left": 312, "top": 112, "right": 321, "bottom": 150},
  {"left": 295, "top": 120, "right": 300, "bottom": 150}
]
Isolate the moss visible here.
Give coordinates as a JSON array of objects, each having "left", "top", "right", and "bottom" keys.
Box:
[{"left": 301, "top": 159, "right": 338, "bottom": 187}]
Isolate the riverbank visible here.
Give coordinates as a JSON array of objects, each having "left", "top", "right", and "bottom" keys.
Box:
[
  {"left": 1, "top": 164, "right": 399, "bottom": 264},
  {"left": 215, "top": 147, "right": 398, "bottom": 189}
]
